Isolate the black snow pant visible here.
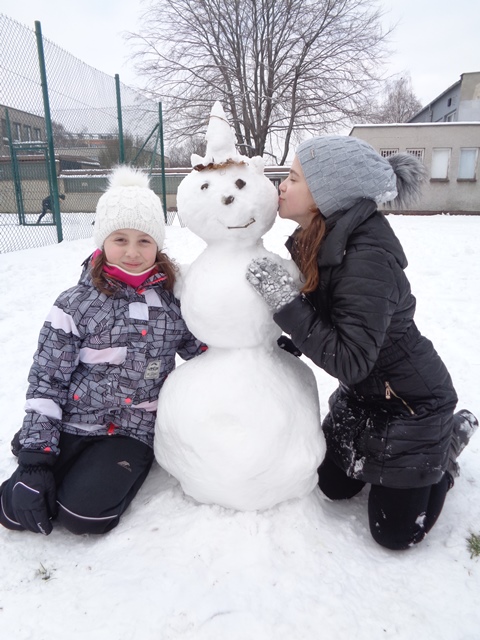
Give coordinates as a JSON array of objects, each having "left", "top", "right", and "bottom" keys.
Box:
[
  {"left": 0, "top": 432, "right": 154, "bottom": 535},
  {"left": 317, "top": 453, "right": 450, "bottom": 550}
]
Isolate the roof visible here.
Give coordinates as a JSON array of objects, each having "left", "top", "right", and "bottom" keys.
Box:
[
  {"left": 408, "top": 77, "right": 462, "bottom": 120},
  {"left": 349, "top": 122, "right": 480, "bottom": 134},
  {"left": 407, "top": 71, "right": 480, "bottom": 121}
]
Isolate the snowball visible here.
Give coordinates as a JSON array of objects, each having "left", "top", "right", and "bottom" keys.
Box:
[{"left": 156, "top": 347, "right": 324, "bottom": 510}]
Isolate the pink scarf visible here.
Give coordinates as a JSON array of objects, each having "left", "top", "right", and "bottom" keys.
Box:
[{"left": 92, "top": 249, "right": 158, "bottom": 288}]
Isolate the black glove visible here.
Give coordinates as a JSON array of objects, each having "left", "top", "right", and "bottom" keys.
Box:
[
  {"left": 11, "top": 450, "right": 57, "bottom": 535},
  {"left": 277, "top": 335, "right": 302, "bottom": 357}
]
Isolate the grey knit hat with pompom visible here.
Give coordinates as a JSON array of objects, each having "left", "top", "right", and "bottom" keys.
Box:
[
  {"left": 94, "top": 166, "right": 165, "bottom": 248},
  {"left": 297, "top": 135, "right": 425, "bottom": 218}
]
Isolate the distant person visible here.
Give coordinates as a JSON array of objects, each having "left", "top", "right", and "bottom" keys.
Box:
[
  {"left": 0, "top": 167, "right": 205, "bottom": 536},
  {"left": 247, "top": 135, "right": 478, "bottom": 551},
  {"left": 37, "top": 193, "right": 65, "bottom": 223}
]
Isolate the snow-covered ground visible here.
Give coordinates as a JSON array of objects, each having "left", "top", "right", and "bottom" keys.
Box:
[{"left": 0, "top": 214, "right": 479, "bottom": 640}]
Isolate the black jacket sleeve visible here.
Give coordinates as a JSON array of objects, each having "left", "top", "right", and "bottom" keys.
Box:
[{"left": 273, "top": 246, "right": 400, "bottom": 385}]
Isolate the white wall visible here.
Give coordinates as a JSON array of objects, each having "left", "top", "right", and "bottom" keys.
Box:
[{"left": 350, "top": 123, "right": 480, "bottom": 213}]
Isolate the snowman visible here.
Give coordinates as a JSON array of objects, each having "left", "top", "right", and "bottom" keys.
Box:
[{"left": 155, "top": 102, "right": 324, "bottom": 511}]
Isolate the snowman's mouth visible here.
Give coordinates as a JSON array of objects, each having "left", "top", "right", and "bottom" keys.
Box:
[{"left": 227, "top": 218, "right": 256, "bottom": 229}]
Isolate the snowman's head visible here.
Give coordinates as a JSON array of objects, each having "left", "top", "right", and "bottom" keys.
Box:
[{"left": 176, "top": 102, "right": 278, "bottom": 244}]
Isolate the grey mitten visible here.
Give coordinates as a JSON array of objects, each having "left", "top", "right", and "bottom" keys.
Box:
[{"left": 246, "top": 257, "right": 299, "bottom": 312}]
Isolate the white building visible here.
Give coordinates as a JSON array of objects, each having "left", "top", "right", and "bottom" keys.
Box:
[
  {"left": 350, "top": 123, "right": 480, "bottom": 214},
  {"left": 409, "top": 72, "right": 480, "bottom": 123}
]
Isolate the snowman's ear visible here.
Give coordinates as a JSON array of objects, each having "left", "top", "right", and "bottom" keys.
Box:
[
  {"left": 191, "top": 153, "right": 204, "bottom": 167},
  {"left": 249, "top": 156, "right": 265, "bottom": 174}
]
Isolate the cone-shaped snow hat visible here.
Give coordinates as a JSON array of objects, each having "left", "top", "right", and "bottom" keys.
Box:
[{"left": 191, "top": 101, "right": 243, "bottom": 166}]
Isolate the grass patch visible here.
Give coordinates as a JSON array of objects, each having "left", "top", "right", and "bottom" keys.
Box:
[
  {"left": 36, "top": 562, "right": 55, "bottom": 581},
  {"left": 467, "top": 533, "right": 480, "bottom": 559}
]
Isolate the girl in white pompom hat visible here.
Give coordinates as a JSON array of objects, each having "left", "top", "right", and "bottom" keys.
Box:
[{"left": 0, "top": 166, "right": 206, "bottom": 537}]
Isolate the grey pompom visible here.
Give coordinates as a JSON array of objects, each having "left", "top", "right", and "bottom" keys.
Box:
[{"left": 388, "top": 153, "right": 427, "bottom": 208}]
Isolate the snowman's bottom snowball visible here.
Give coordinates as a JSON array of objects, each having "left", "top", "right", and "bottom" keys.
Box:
[{"left": 155, "top": 347, "right": 325, "bottom": 511}]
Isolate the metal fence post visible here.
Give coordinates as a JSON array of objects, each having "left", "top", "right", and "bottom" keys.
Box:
[
  {"left": 115, "top": 74, "right": 125, "bottom": 164},
  {"left": 158, "top": 103, "right": 167, "bottom": 220},
  {"left": 35, "top": 21, "right": 63, "bottom": 243}
]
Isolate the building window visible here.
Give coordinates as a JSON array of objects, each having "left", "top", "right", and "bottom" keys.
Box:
[
  {"left": 380, "top": 148, "right": 399, "bottom": 158},
  {"left": 458, "top": 148, "right": 478, "bottom": 180},
  {"left": 406, "top": 148, "right": 425, "bottom": 162},
  {"left": 24, "top": 125, "right": 32, "bottom": 141},
  {"left": 1, "top": 119, "right": 7, "bottom": 141},
  {"left": 447, "top": 98, "right": 452, "bottom": 107},
  {"left": 445, "top": 112, "right": 455, "bottom": 122},
  {"left": 431, "top": 148, "right": 451, "bottom": 180},
  {"left": 34, "top": 128, "right": 42, "bottom": 141},
  {"left": 13, "top": 122, "right": 22, "bottom": 141}
]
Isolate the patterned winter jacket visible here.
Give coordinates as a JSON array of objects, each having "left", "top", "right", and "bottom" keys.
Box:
[{"left": 18, "top": 262, "right": 205, "bottom": 455}]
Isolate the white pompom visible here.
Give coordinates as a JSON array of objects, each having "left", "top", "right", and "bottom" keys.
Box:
[{"left": 108, "top": 165, "right": 150, "bottom": 190}]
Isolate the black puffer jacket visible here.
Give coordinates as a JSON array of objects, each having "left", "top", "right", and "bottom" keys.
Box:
[{"left": 274, "top": 200, "right": 458, "bottom": 489}]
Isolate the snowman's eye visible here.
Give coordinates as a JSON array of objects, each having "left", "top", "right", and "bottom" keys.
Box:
[
  {"left": 201, "top": 182, "right": 209, "bottom": 190},
  {"left": 235, "top": 179, "right": 246, "bottom": 190}
]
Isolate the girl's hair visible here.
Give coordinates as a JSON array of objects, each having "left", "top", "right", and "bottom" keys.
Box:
[
  {"left": 90, "top": 250, "right": 178, "bottom": 296},
  {"left": 291, "top": 209, "right": 327, "bottom": 293}
]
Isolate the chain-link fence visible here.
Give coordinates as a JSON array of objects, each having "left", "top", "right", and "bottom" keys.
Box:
[{"left": 1, "top": 14, "right": 169, "bottom": 254}]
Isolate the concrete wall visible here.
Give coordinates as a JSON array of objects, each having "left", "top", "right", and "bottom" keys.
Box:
[
  {"left": 458, "top": 72, "right": 480, "bottom": 120},
  {"left": 350, "top": 123, "right": 480, "bottom": 213},
  {"left": 0, "top": 168, "right": 290, "bottom": 215},
  {"left": 0, "top": 178, "right": 178, "bottom": 214}
]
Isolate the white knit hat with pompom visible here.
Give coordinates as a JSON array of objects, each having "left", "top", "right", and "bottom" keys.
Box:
[{"left": 94, "top": 166, "right": 165, "bottom": 249}]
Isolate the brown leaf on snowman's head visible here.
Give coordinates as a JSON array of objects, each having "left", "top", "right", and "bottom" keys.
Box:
[{"left": 193, "top": 159, "right": 247, "bottom": 172}]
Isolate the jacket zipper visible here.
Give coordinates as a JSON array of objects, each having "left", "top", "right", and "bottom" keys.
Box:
[
  {"left": 385, "top": 381, "right": 416, "bottom": 415},
  {"left": 136, "top": 274, "right": 167, "bottom": 295}
]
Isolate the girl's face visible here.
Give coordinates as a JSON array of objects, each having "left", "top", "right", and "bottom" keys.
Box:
[
  {"left": 103, "top": 229, "right": 158, "bottom": 273},
  {"left": 278, "top": 155, "right": 318, "bottom": 228}
]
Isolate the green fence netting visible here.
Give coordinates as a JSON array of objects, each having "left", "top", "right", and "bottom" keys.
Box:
[{"left": 0, "top": 14, "right": 173, "bottom": 254}]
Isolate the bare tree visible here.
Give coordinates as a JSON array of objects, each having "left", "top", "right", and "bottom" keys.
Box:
[
  {"left": 98, "top": 134, "right": 155, "bottom": 168},
  {"left": 52, "top": 121, "right": 76, "bottom": 148},
  {"left": 168, "top": 136, "right": 207, "bottom": 167},
  {"left": 127, "top": 0, "right": 391, "bottom": 164},
  {"left": 368, "top": 75, "right": 422, "bottom": 123}
]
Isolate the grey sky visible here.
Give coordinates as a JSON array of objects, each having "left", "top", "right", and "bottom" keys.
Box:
[{"left": 2, "top": 0, "right": 479, "bottom": 107}]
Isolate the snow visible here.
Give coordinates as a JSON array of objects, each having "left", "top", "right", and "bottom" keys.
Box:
[
  {"left": 156, "top": 345, "right": 323, "bottom": 511},
  {"left": 1, "top": 214, "right": 479, "bottom": 640},
  {"left": 199, "top": 100, "right": 240, "bottom": 164}
]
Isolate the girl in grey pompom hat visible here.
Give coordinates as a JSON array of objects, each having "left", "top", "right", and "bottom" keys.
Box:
[{"left": 246, "top": 135, "right": 477, "bottom": 551}]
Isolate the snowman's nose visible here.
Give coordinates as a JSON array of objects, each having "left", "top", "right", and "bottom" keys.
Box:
[{"left": 222, "top": 195, "right": 235, "bottom": 205}]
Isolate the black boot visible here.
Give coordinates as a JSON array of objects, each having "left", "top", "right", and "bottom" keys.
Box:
[{"left": 447, "top": 410, "right": 479, "bottom": 480}]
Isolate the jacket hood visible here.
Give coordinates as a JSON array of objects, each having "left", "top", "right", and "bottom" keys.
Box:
[
  {"left": 78, "top": 254, "right": 95, "bottom": 286},
  {"left": 317, "top": 199, "right": 408, "bottom": 269}
]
